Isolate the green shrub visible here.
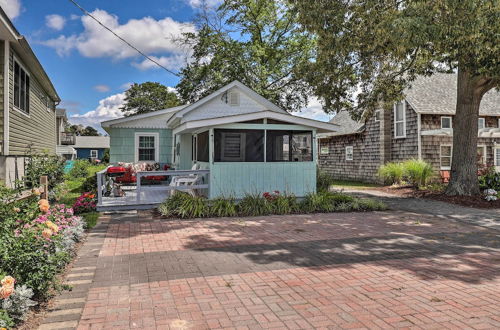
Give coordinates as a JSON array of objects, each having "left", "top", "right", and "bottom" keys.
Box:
[
  {"left": 68, "top": 160, "right": 90, "bottom": 178},
  {"left": 378, "top": 162, "right": 405, "bottom": 185},
  {"left": 81, "top": 174, "right": 97, "bottom": 193},
  {"left": 177, "top": 195, "right": 209, "bottom": 219},
  {"left": 270, "top": 194, "right": 299, "bottom": 214},
  {"left": 352, "top": 199, "right": 388, "bottom": 211},
  {"left": 210, "top": 197, "right": 238, "bottom": 217},
  {"left": 329, "top": 192, "right": 356, "bottom": 205},
  {"left": 238, "top": 194, "right": 273, "bottom": 216},
  {"left": 158, "top": 192, "right": 190, "bottom": 217},
  {"left": 317, "top": 170, "right": 335, "bottom": 192},
  {"left": 24, "top": 151, "right": 65, "bottom": 189},
  {"left": 301, "top": 191, "right": 336, "bottom": 212},
  {"left": 402, "top": 159, "right": 434, "bottom": 188},
  {"left": 479, "top": 170, "right": 500, "bottom": 191}
]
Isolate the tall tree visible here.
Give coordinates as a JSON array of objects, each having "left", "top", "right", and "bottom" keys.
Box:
[
  {"left": 120, "top": 82, "right": 181, "bottom": 116},
  {"left": 291, "top": 0, "right": 500, "bottom": 196},
  {"left": 176, "top": 0, "right": 315, "bottom": 112}
]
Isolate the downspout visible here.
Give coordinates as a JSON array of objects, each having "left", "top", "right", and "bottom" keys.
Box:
[
  {"left": 417, "top": 113, "right": 422, "bottom": 160},
  {"left": 3, "top": 41, "right": 9, "bottom": 156}
]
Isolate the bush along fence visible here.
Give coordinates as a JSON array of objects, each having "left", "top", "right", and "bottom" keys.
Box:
[
  {"left": 158, "top": 190, "right": 387, "bottom": 219},
  {"left": 378, "top": 159, "right": 434, "bottom": 188},
  {"left": 0, "top": 188, "right": 86, "bottom": 328}
]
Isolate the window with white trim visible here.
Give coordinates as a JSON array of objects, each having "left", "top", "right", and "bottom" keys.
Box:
[
  {"left": 394, "top": 102, "right": 406, "bottom": 138},
  {"left": 495, "top": 147, "right": 500, "bottom": 170},
  {"left": 478, "top": 118, "right": 485, "bottom": 129},
  {"left": 477, "top": 146, "right": 486, "bottom": 165},
  {"left": 374, "top": 110, "right": 380, "bottom": 122},
  {"left": 90, "top": 150, "right": 98, "bottom": 159},
  {"left": 441, "top": 116, "right": 452, "bottom": 129},
  {"left": 14, "top": 60, "right": 30, "bottom": 113},
  {"left": 440, "top": 145, "right": 452, "bottom": 170},
  {"left": 345, "top": 146, "right": 353, "bottom": 161},
  {"left": 135, "top": 133, "right": 158, "bottom": 162}
]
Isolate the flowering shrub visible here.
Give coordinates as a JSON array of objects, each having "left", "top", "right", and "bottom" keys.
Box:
[
  {"left": 72, "top": 192, "right": 96, "bottom": 214},
  {"left": 262, "top": 191, "right": 280, "bottom": 202},
  {"left": 0, "top": 189, "right": 86, "bottom": 326}
]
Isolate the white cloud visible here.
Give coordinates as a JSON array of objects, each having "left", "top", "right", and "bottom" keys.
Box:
[
  {"left": 69, "top": 92, "right": 125, "bottom": 128},
  {"left": 186, "top": 0, "right": 222, "bottom": 9},
  {"left": 45, "top": 14, "right": 66, "bottom": 31},
  {"left": 132, "top": 54, "right": 187, "bottom": 71},
  {"left": 296, "top": 97, "right": 332, "bottom": 122},
  {"left": 120, "top": 82, "right": 133, "bottom": 90},
  {"left": 0, "top": 0, "right": 21, "bottom": 19},
  {"left": 42, "top": 9, "right": 195, "bottom": 70},
  {"left": 94, "top": 84, "right": 110, "bottom": 93},
  {"left": 70, "top": 14, "right": 80, "bottom": 20}
]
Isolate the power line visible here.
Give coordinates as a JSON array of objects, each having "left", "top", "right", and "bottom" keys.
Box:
[{"left": 67, "top": 0, "right": 180, "bottom": 77}]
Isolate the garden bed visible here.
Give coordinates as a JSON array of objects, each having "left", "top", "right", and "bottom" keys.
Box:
[{"left": 423, "top": 193, "right": 500, "bottom": 209}]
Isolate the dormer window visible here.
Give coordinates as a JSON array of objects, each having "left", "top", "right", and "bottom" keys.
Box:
[
  {"left": 478, "top": 118, "right": 485, "bottom": 129},
  {"left": 229, "top": 91, "right": 240, "bottom": 106},
  {"left": 441, "top": 116, "right": 452, "bottom": 129}
]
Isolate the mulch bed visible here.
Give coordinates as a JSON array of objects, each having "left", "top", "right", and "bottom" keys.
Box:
[{"left": 375, "top": 186, "right": 500, "bottom": 209}]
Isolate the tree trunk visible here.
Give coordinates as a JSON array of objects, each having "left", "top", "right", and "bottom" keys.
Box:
[{"left": 445, "top": 68, "right": 482, "bottom": 196}]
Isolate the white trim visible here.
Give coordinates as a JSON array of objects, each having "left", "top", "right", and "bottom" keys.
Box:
[
  {"left": 374, "top": 110, "right": 380, "bottom": 122},
  {"left": 498, "top": 118, "right": 500, "bottom": 128},
  {"left": 441, "top": 116, "right": 452, "bottom": 129},
  {"left": 3, "top": 41, "right": 9, "bottom": 155},
  {"left": 440, "top": 144, "right": 452, "bottom": 170},
  {"left": 495, "top": 146, "right": 500, "bottom": 171},
  {"left": 134, "top": 132, "right": 160, "bottom": 163},
  {"left": 172, "top": 110, "right": 338, "bottom": 135},
  {"left": 478, "top": 118, "right": 485, "bottom": 129},
  {"left": 101, "top": 105, "right": 186, "bottom": 127},
  {"left": 90, "top": 149, "right": 98, "bottom": 158},
  {"left": 394, "top": 102, "right": 406, "bottom": 138},
  {"left": 345, "top": 146, "right": 353, "bottom": 161}
]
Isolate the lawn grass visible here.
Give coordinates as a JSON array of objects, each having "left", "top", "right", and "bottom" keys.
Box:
[
  {"left": 61, "top": 164, "right": 106, "bottom": 229},
  {"left": 331, "top": 180, "right": 381, "bottom": 189}
]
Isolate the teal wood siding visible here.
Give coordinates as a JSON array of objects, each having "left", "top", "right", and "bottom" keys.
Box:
[
  {"left": 108, "top": 127, "right": 173, "bottom": 164},
  {"left": 208, "top": 162, "right": 316, "bottom": 199}
]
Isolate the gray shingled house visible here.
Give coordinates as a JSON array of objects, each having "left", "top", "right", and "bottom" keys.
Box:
[{"left": 318, "top": 73, "right": 500, "bottom": 183}]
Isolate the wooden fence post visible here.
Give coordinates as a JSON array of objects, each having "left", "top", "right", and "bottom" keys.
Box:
[{"left": 40, "top": 176, "right": 48, "bottom": 199}]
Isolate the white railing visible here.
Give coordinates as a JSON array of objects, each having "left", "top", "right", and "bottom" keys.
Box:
[{"left": 96, "top": 168, "right": 210, "bottom": 206}]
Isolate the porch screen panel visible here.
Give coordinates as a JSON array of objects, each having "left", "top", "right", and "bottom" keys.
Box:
[
  {"left": 138, "top": 136, "right": 155, "bottom": 161},
  {"left": 214, "top": 129, "right": 264, "bottom": 162},
  {"left": 197, "top": 131, "right": 209, "bottom": 162},
  {"left": 266, "top": 131, "right": 312, "bottom": 162}
]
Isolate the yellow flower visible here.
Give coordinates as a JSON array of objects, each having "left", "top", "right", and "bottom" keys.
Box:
[
  {"left": 0, "top": 285, "right": 14, "bottom": 299},
  {"left": 1, "top": 276, "right": 15, "bottom": 287},
  {"left": 42, "top": 228, "right": 53, "bottom": 239},
  {"left": 13, "top": 207, "right": 20, "bottom": 213},
  {"left": 45, "top": 221, "right": 59, "bottom": 233},
  {"left": 33, "top": 188, "right": 41, "bottom": 196}
]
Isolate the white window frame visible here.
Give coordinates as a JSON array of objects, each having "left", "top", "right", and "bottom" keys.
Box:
[
  {"left": 477, "top": 145, "right": 487, "bottom": 165},
  {"left": 394, "top": 102, "right": 406, "bottom": 138},
  {"left": 494, "top": 146, "right": 500, "bottom": 171},
  {"left": 374, "top": 110, "right": 380, "bottom": 122},
  {"left": 135, "top": 132, "right": 159, "bottom": 163},
  {"left": 478, "top": 118, "right": 485, "bottom": 129},
  {"left": 90, "top": 150, "right": 98, "bottom": 159},
  {"left": 441, "top": 116, "right": 452, "bottom": 129},
  {"left": 498, "top": 118, "right": 500, "bottom": 128},
  {"left": 345, "top": 146, "right": 353, "bottom": 161},
  {"left": 320, "top": 146, "right": 329, "bottom": 155},
  {"left": 440, "top": 144, "right": 452, "bottom": 170},
  {"left": 13, "top": 57, "right": 30, "bottom": 116}
]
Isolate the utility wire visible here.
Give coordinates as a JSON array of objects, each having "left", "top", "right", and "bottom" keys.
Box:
[{"left": 67, "top": 0, "right": 180, "bottom": 77}]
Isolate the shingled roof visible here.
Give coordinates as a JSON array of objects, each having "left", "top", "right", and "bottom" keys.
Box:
[
  {"left": 405, "top": 73, "right": 500, "bottom": 115},
  {"left": 327, "top": 111, "right": 364, "bottom": 136}
]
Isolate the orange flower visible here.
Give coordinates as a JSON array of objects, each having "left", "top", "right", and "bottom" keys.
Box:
[
  {"left": 39, "top": 199, "right": 50, "bottom": 213},
  {"left": 1, "top": 276, "right": 15, "bottom": 288},
  {"left": 45, "top": 221, "right": 59, "bottom": 233},
  {"left": 0, "top": 285, "right": 14, "bottom": 299},
  {"left": 42, "top": 228, "right": 53, "bottom": 239},
  {"left": 88, "top": 194, "right": 95, "bottom": 199}
]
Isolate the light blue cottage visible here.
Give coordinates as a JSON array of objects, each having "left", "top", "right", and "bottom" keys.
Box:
[{"left": 101, "top": 81, "right": 338, "bottom": 199}]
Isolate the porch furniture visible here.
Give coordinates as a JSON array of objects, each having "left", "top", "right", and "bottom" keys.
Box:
[
  {"left": 170, "top": 164, "right": 203, "bottom": 196},
  {"left": 114, "top": 162, "right": 171, "bottom": 184}
]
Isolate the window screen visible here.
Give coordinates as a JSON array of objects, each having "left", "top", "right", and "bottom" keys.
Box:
[
  {"left": 394, "top": 102, "right": 405, "bottom": 137},
  {"left": 138, "top": 136, "right": 155, "bottom": 161},
  {"left": 214, "top": 129, "right": 264, "bottom": 162},
  {"left": 14, "top": 61, "right": 30, "bottom": 113},
  {"left": 266, "top": 131, "right": 312, "bottom": 162},
  {"left": 197, "top": 131, "right": 209, "bottom": 162}
]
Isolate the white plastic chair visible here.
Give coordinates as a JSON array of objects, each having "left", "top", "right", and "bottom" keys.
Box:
[{"left": 170, "top": 163, "right": 202, "bottom": 196}]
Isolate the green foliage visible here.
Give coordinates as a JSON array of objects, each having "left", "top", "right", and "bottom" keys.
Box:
[
  {"left": 0, "top": 309, "right": 15, "bottom": 328},
  {"left": 238, "top": 194, "right": 273, "bottom": 216},
  {"left": 158, "top": 192, "right": 189, "bottom": 217},
  {"left": 378, "top": 162, "right": 405, "bottom": 185},
  {"left": 177, "top": 195, "right": 210, "bottom": 219},
  {"left": 479, "top": 170, "right": 500, "bottom": 191},
  {"left": 82, "top": 212, "right": 100, "bottom": 229},
  {"left": 270, "top": 194, "right": 299, "bottom": 215},
  {"left": 24, "top": 151, "right": 65, "bottom": 190},
  {"left": 81, "top": 175, "right": 97, "bottom": 193},
  {"left": 301, "top": 191, "right": 382, "bottom": 213},
  {"left": 102, "top": 148, "right": 110, "bottom": 163},
  {"left": 68, "top": 160, "right": 91, "bottom": 179},
  {"left": 68, "top": 124, "right": 101, "bottom": 136},
  {"left": 402, "top": 159, "right": 434, "bottom": 188},
  {"left": 121, "top": 82, "right": 181, "bottom": 116},
  {"left": 176, "top": 0, "right": 315, "bottom": 112},
  {"left": 317, "top": 170, "right": 335, "bottom": 192},
  {"left": 210, "top": 197, "right": 238, "bottom": 217}
]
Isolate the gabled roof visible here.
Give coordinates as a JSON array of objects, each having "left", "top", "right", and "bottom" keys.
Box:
[
  {"left": 328, "top": 111, "right": 364, "bottom": 135},
  {"left": 101, "top": 105, "right": 187, "bottom": 128},
  {"left": 74, "top": 136, "right": 110, "bottom": 149},
  {"left": 405, "top": 73, "right": 500, "bottom": 115}
]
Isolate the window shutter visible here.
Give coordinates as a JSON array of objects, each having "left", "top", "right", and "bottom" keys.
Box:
[
  {"left": 229, "top": 92, "right": 240, "bottom": 106},
  {"left": 221, "top": 132, "right": 245, "bottom": 161}
]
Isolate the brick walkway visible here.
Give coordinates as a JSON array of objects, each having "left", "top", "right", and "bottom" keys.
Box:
[{"left": 39, "top": 210, "right": 500, "bottom": 329}]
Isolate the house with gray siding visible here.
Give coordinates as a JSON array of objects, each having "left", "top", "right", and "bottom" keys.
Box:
[
  {"left": 0, "top": 8, "right": 60, "bottom": 186},
  {"left": 318, "top": 74, "right": 500, "bottom": 183}
]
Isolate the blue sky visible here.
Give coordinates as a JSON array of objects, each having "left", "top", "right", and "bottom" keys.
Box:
[{"left": 1, "top": 0, "right": 331, "bottom": 131}]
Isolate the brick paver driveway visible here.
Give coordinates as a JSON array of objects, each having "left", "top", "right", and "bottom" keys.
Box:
[{"left": 41, "top": 210, "right": 500, "bottom": 329}]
